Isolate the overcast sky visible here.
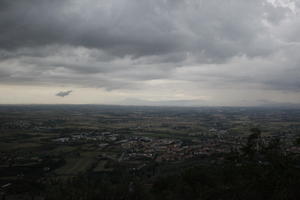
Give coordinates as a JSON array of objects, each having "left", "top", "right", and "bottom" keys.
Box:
[{"left": 0, "top": 0, "right": 300, "bottom": 106}]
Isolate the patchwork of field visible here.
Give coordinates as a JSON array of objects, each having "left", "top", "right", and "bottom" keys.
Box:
[{"left": 0, "top": 105, "right": 299, "bottom": 181}]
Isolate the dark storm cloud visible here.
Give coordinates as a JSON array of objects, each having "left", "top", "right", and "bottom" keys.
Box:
[
  {"left": 0, "top": 0, "right": 286, "bottom": 60},
  {"left": 0, "top": 0, "right": 179, "bottom": 57},
  {"left": 0, "top": 0, "right": 299, "bottom": 95},
  {"left": 56, "top": 90, "right": 72, "bottom": 97}
]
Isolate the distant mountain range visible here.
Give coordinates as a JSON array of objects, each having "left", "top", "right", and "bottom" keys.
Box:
[
  {"left": 256, "top": 99, "right": 300, "bottom": 108},
  {"left": 118, "top": 98, "right": 300, "bottom": 108},
  {"left": 118, "top": 98, "right": 209, "bottom": 107}
]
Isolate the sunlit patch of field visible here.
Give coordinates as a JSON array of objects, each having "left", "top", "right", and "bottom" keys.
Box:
[{"left": 0, "top": 142, "right": 41, "bottom": 151}]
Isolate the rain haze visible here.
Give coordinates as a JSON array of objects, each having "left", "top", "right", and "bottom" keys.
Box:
[{"left": 1, "top": 0, "right": 300, "bottom": 106}]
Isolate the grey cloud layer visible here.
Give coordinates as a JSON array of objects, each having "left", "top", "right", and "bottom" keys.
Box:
[{"left": 0, "top": 0, "right": 299, "bottom": 95}]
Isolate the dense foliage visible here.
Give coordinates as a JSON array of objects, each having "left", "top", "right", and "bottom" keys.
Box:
[{"left": 41, "top": 131, "right": 300, "bottom": 200}]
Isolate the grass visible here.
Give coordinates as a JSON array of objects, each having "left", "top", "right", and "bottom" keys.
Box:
[
  {"left": 93, "top": 160, "right": 112, "bottom": 172},
  {"left": 55, "top": 151, "right": 98, "bottom": 176}
]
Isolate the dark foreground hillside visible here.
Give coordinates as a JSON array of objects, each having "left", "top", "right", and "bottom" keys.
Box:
[{"left": 2, "top": 131, "right": 300, "bottom": 200}]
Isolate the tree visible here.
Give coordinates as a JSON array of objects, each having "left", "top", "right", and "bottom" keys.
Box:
[{"left": 241, "top": 128, "right": 262, "bottom": 158}]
